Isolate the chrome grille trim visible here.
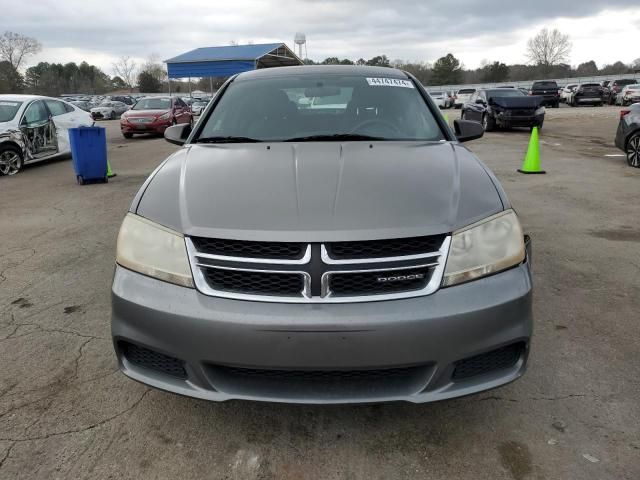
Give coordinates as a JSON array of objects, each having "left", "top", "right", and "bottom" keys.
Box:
[
  {"left": 320, "top": 244, "right": 441, "bottom": 265},
  {"left": 186, "top": 236, "right": 451, "bottom": 303},
  {"left": 189, "top": 240, "right": 311, "bottom": 265}
]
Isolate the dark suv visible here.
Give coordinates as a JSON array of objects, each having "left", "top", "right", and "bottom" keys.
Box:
[
  {"left": 569, "top": 83, "right": 604, "bottom": 107},
  {"left": 529, "top": 80, "right": 560, "bottom": 108}
]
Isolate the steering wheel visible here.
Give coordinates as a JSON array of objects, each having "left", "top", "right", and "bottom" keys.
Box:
[{"left": 349, "top": 118, "right": 402, "bottom": 136}]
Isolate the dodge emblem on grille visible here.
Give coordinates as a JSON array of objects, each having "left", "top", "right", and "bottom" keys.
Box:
[{"left": 377, "top": 274, "right": 425, "bottom": 283}]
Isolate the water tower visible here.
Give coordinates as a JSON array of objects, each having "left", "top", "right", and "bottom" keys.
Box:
[{"left": 294, "top": 33, "right": 307, "bottom": 59}]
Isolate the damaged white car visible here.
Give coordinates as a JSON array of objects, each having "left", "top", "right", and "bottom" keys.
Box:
[{"left": 0, "top": 95, "right": 93, "bottom": 176}]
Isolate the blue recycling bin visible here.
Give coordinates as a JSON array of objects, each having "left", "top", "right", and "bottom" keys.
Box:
[{"left": 68, "top": 126, "right": 108, "bottom": 184}]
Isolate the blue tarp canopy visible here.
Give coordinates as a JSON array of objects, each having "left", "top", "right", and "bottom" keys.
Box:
[{"left": 164, "top": 43, "right": 302, "bottom": 79}]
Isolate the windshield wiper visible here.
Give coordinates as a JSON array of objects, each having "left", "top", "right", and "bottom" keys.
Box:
[
  {"left": 283, "top": 134, "right": 387, "bottom": 142},
  {"left": 195, "top": 136, "right": 263, "bottom": 143}
]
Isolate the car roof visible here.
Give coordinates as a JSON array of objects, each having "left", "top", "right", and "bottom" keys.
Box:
[{"left": 235, "top": 65, "right": 410, "bottom": 81}]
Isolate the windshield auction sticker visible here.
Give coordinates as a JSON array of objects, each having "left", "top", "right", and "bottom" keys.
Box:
[{"left": 366, "top": 78, "right": 414, "bottom": 88}]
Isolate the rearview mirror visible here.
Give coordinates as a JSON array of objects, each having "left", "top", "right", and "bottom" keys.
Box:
[
  {"left": 454, "top": 119, "right": 484, "bottom": 143},
  {"left": 164, "top": 123, "right": 192, "bottom": 146}
]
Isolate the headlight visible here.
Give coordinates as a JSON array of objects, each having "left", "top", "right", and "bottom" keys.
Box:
[
  {"left": 158, "top": 112, "right": 171, "bottom": 121},
  {"left": 535, "top": 106, "right": 545, "bottom": 115},
  {"left": 443, "top": 210, "right": 525, "bottom": 287},
  {"left": 116, "top": 213, "right": 194, "bottom": 288}
]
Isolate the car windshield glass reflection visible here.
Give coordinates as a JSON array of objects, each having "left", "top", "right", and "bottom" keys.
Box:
[
  {"left": 0, "top": 101, "right": 22, "bottom": 122},
  {"left": 133, "top": 98, "right": 171, "bottom": 110},
  {"left": 197, "top": 75, "right": 445, "bottom": 142}
]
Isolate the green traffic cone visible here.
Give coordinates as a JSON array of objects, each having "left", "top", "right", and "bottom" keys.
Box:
[
  {"left": 106, "top": 160, "right": 116, "bottom": 178},
  {"left": 518, "top": 127, "right": 545, "bottom": 174}
]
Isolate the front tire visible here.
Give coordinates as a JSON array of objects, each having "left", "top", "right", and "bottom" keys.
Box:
[
  {"left": 0, "top": 145, "right": 24, "bottom": 176},
  {"left": 626, "top": 133, "right": 640, "bottom": 168},
  {"left": 482, "top": 114, "right": 495, "bottom": 132}
]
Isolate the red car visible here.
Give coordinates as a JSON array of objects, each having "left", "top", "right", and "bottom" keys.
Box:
[{"left": 120, "top": 96, "right": 192, "bottom": 138}]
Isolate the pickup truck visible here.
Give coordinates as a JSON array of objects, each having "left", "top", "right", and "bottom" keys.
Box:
[{"left": 529, "top": 80, "right": 560, "bottom": 108}]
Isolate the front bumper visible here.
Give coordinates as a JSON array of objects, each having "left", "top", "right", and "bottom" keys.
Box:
[
  {"left": 574, "top": 96, "right": 603, "bottom": 104},
  {"left": 495, "top": 113, "right": 545, "bottom": 128},
  {"left": 111, "top": 247, "right": 533, "bottom": 404},
  {"left": 121, "top": 119, "right": 171, "bottom": 134}
]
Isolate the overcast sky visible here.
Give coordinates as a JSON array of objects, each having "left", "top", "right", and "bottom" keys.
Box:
[{"left": 7, "top": 1, "right": 640, "bottom": 75}]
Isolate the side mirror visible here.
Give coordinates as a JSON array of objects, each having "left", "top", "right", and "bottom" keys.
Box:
[
  {"left": 454, "top": 119, "right": 484, "bottom": 143},
  {"left": 164, "top": 123, "right": 191, "bottom": 146}
]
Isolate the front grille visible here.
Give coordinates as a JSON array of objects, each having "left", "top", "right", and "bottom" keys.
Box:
[
  {"left": 509, "top": 109, "right": 535, "bottom": 116},
  {"left": 207, "top": 363, "right": 432, "bottom": 399},
  {"left": 202, "top": 267, "right": 304, "bottom": 296},
  {"left": 191, "top": 237, "right": 305, "bottom": 260},
  {"left": 329, "top": 266, "right": 432, "bottom": 297},
  {"left": 217, "top": 365, "right": 423, "bottom": 381},
  {"left": 121, "top": 342, "right": 186, "bottom": 378},
  {"left": 327, "top": 235, "right": 445, "bottom": 259},
  {"left": 187, "top": 235, "right": 449, "bottom": 302},
  {"left": 452, "top": 343, "right": 524, "bottom": 381}
]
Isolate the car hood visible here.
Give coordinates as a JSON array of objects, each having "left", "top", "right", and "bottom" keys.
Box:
[
  {"left": 125, "top": 109, "right": 168, "bottom": 117},
  {"left": 490, "top": 96, "right": 543, "bottom": 109},
  {"left": 135, "top": 142, "right": 506, "bottom": 242}
]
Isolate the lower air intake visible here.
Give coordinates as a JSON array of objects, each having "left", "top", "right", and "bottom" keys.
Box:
[
  {"left": 452, "top": 342, "right": 525, "bottom": 381},
  {"left": 121, "top": 342, "right": 187, "bottom": 379}
]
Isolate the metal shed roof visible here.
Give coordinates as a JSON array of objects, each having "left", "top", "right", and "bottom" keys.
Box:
[{"left": 164, "top": 43, "right": 302, "bottom": 79}]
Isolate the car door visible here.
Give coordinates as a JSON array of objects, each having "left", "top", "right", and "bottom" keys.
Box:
[
  {"left": 465, "top": 92, "right": 483, "bottom": 122},
  {"left": 174, "top": 99, "right": 188, "bottom": 123},
  {"left": 44, "top": 99, "right": 83, "bottom": 154},
  {"left": 19, "top": 100, "right": 59, "bottom": 160}
]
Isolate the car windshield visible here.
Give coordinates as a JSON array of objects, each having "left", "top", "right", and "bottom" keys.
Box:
[
  {"left": 617, "top": 79, "right": 637, "bottom": 86},
  {"left": 458, "top": 89, "right": 475, "bottom": 94},
  {"left": 0, "top": 100, "right": 23, "bottom": 122},
  {"left": 197, "top": 74, "right": 445, "bottom": 142},
  {"left": 625, "top": 84, "right": 640, "bottom": 89},
  {"left": 534, "top": 82, "right": 557, "bottom": 88},
  {"left": 133, "top": 98, "right": 171, "bottom": 110},
  {"left": 193, "top": 101, "right": 208, "bottom": 107},
  {"left": 99, "top": 102, "right": 112, "bottom": 107},
  {"left": 487, "top": 89, "right": 525, "bottom": 97},
  {"left": 430, "top": 91, "right": 444, "bottom": 96}
]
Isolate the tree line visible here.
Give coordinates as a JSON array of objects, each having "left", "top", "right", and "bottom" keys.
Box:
[{"left": 1, "top": 28, "right": 639, "bottom": 96}]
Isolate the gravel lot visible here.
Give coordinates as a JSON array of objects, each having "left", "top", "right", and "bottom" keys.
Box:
[{"left": 1, "top": 106, "right": 639, "bottom": 480}]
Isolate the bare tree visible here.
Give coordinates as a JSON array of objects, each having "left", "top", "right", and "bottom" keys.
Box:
[
  {"left": 0, "top": 31, "right": 42, "bottom": 71},
  {"left": 526, "top": 28, "right": 571, "bottom": 67},
  {"left": 112, "top": 55, "right": 137, "bottom": 90}
]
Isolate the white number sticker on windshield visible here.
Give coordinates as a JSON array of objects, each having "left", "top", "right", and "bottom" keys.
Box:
[
  {"left": 0, "top": 101, "right": 20, "bottom": 106},
  {"left": 366, "top": 78, "right": 414, "bottom": 88}
]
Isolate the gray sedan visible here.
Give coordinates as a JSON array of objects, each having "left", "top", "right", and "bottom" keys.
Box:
[{"left": 112, "top": 66, "right": 532, "bottom": 404}]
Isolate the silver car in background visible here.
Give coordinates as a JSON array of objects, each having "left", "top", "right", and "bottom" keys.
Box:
[
  {"left": 454, "top": 88, "right": 476, "bottom": 108},
  {"left": 112, "top": 66, "right": 532, "bottom": 404},
  {"left": 90, "top": 100, "right": 129, "bottom": 120},
  {"left": 428, "top": 90, "right": 451, "bottom": 109}
]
